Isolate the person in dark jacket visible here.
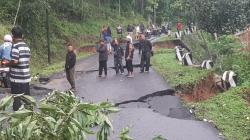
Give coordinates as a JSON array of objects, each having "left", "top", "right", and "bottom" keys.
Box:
[
  {"left": 116, "top": 25, "right": 123, "bottom": 38},
  {"left": 127, "top": 24, "right": 134, "bottom": 34},
  {"left": 97, "top": 40, "right": 109, "bottom": 77},
  {"left": 65, "top": 43, "right": 76, "bottom": 91},
  {"left": 125, "top": 36, "right": 134, "bottom": 78},
  {"left": 139, "top": 23, "right": 145, "bottom": 34},
  {"left": 107, "top": 26, "right": 112, "bottom": 37},
  {"left": 100, "top": 25, "right": 106, "bottom": 40},
  {"left": 112, "top": 38, "right": 124, "bottom": 74},
  {"left": 139, "top": 34, "right": 152, "bottom": 73}
]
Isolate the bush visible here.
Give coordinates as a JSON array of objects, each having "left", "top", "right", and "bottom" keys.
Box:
[
  {"left": 183, "top": 32, "right": 250, "bottom": 85},
  {"left": 0, "top": 91, "right": 118, "bottom": 140}
]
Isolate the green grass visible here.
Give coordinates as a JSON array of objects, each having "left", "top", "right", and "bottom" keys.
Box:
[
  {"left": 153, "top": 35, "right": 175, "bottom": 43},
  {"left": 152, "top": 49, "right": 210, "bottom": 87},
  {"left": 182, "top": 33, "right": 250, "bottom": 139},
  {"left": 55, "top": 16, "right": 147, "bottom": 46},
  {"left": 194, "top": 85, "right": 250, "bottom": 140},
  {"left": 152, "top": 47, "right": 250, "bottom": 140},
  {"left": 31, "top": 52, "right": 91, "bottom": 77},
  {"left": 0, "top": 24, "right": 10, "bottom": 36}
]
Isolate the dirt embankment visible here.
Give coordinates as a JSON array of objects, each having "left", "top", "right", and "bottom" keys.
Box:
[
  {"left": 237, "top": 29, "right": 250, "bottom": 51},
  {"left": 77, "top": 45, "right": 96, "bottom": 53},
  {"left": 244, "top": 90, "right": 250, "bottom": 105},
  {"left": 155, "top": 40, "right": 220, "bottom": 102},
  {"left": 177, "top": 73, "right": 220, "bottom": 102},
  {"left": 153, "top": 40, "right": 182, "bottom": 49}
]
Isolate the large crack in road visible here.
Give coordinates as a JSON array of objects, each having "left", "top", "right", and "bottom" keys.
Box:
[
  {"left": 117, "top": 89, "right": 194, "bottom": 120},
  {"left": 0, "top": 36, "right": 223, "bottom": 140}
]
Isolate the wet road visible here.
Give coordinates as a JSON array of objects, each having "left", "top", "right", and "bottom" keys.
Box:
[
  {"left": 0, "top": 36, "right": 222, "bottom": 140},
  {"left": 39, "top": 40, "right": 222, "bottom": 139}
]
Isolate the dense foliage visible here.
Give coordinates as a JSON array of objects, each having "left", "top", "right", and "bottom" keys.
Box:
[
  {"left": 152, "top": 49, "right": 210, "bottom": 87},
  {"left": 0, "top": 0, "right": 148, "bottom": 74},
  {"left": 182, "top": 32, "right": 250, "bottom": 86},
  {"left": 0, "top": 0, "right": 249, "bottom": 71},
  {"left": 166, "top": 0, "right": 250, "bottom": 34},
  {"left": 0, "top": 91, "right": 118, "bottom": 140},
  {"left": 180, "top": 32, "right": 250, "bottom": 139}
]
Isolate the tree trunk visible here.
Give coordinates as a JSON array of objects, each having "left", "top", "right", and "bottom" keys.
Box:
[
  {"left": 13, "top": 0, "right": 22, "bottom": 26},
  {"left": 153, "top": 6, "right": 156, "bottom": 25},
  {"left": 119, "top": 0, "right": 121, "bottom": 16},
  {"left": 141, "top": 0, "right": 144, "bottom": 15},
  {"left": 98, "top": 0, "right": 101, "bottom": 8},
  {"left": 46, "top": 1, "right": 51, "bottom": 64},
  {"left": 81, "top": 0, "right": 84, "bottom": 21}
]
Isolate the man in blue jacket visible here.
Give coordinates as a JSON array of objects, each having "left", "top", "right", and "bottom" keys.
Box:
[{"left": 0, "top": 34, "right": 12, "bottom": 63}]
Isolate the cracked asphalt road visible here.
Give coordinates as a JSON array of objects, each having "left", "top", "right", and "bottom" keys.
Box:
[
  {"left": 39, "top": 40, "right": 222, "bottom": 139},
  {"left": 0, "top": 37, "right": 223, "bottom": 140}
]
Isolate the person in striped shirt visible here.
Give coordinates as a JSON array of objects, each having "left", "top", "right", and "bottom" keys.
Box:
[{"left": 10, "top": 26, "right": 31, "bottom": 111}]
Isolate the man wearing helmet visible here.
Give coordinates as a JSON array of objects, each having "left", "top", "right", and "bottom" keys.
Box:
[{"left": 0, "top": 34, "right": 13, "bottom": 64}]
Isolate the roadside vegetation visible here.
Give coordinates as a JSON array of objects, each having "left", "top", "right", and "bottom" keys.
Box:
[
  {"left": 152, "top": 49, "right": 209, "bottom": 87},
  {"left": 152, "top": 33, "right": 250, "bottom": 139},
  {"left": 0, "top": 0, "right": 148, "bottom": 77},
  {"left": 0, "top": 0, "right": 250, "bottom": 139},
  {"left": 0, "top": 91, "right": 118, "bottom": 140},
  {"left": 31, "top": 52, "right": 91, "bottom": 76},
  {"left": 183, "top": 33, "right": 250, "bottom": 140},
  {"left": 149, "top": 1, "right": 250, "bottom": 137}
]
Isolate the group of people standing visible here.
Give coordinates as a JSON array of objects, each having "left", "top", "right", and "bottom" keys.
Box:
[
  {"left": 0, "top": 24, "right": 153, "bottom": 111},
  {"left": 64, "top": 24, "right": 153, "bottom": 93},
  {"left": 97, "top": 36, "right": 135, "bottom": 78},
  {"left": 97, "top": 24, "right": 153, "bottom": 79}
]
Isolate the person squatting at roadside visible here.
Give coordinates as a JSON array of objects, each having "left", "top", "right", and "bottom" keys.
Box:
[
  {"left": 9, "top": 26, "right": 31, "bottom": 111},
  {"left": 112, "top": 38, "right": 124, "bottom": 74},
  {"left": 65, "top": 43, "right": 76, "bottom": 91},
  {"left": 139, "top": 34, "right": 153, "bottom": 73},
  {"left": 97, "top": 39, "right": 109, "bottom": 77},
  {"left": 0, "top": 34, "right": 12, "bottom": 64},
  {"left": 125, "top": 36, "right": 134, "bottom": 78}
]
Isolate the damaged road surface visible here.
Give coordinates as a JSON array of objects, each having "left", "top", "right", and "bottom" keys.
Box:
[{"left": 30, "top": 36, "right": 222, "bottom": 140}]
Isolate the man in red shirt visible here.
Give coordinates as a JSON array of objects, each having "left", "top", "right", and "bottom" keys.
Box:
[{"left": 176, "top": 22, "right": 183, "bottom": 33}]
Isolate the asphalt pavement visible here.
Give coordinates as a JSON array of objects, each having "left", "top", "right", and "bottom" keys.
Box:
[
  {"left": 0, "top": 36, "right": 223, "bottom": 140},
  {"left": 39, "top": 38, "right": 222, "bottom": 140}
]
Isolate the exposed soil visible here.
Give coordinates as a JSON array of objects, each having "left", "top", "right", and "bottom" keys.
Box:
[
  {"left": 245, "top": 90, "right": 250, "bottom": 105},
  {"left": 177, "top": 73, "right": 220, "bottom": 102},
  {"left": 77, "top": 45, "right": 96, "bottom": 53},
  {"left": 237, "top": 29, "right": 250, "bottom": 51},
  {"left": 153, "top": 40, "right": 180, "bottom": 49},
  {"left": 68, "top": 35, "right": 98, "bottom": 45},
  {"left": 76, "top": 39, "right": 128, "bottom": 54}
]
